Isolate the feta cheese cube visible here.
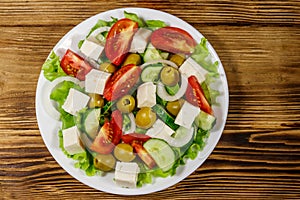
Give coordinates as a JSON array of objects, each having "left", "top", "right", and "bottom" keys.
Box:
[
  {"left": 130, "top": 28, "right": 152, "bottom": 53},
  {"left": 114, "top": 162, "right": 140, "bottom": 188},
  {"left": 137, "top": 82, "right": 156, "bottom": 108},
  {"left": 85, "top": 69, "right": 111, "bottom": 95},
  {"left": 62, "top": 126, "right": 85, "bottom": 155},
  {"left": 146, "top": 119, "right": 175, "bottom": 140},
  {"left": 80, "top": 39, "right": 104, "bottom": 61},
  {"left": 179, "top": 57, "right": 209, "bottom": 83},
  {"left": 62, "top": 88, "right": 90, "bottom": 115},
  {"left": 175, "top": 101, "right": 201, "bottom": 129}
]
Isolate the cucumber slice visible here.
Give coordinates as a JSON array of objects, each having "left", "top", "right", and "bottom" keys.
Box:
[
  {"left": 143, "top": 138, "right": 175, "bottom": 172},
  {"left": 143, "top": 44, "right": 162, "bottom": 62},
  {"left": 84, "top": 108, "right": 101, "bottom": 140},
  {"left": 194, "top": 111, "right": 216, "bottom": 131},
  {"left": 141, "top": 65, "right": 163, "bottom": 82},
  {"left": 167, "top": 126, "right": 194, "bottom": 148}
]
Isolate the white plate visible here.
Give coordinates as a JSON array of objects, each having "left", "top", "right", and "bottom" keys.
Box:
[{"left": 35, "top": 7, "right": 229, "bottom": 195}]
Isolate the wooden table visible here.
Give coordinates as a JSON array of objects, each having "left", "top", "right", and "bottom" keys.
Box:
[{"left": 1, "top": 0, "right": 300, "bottom": 199}]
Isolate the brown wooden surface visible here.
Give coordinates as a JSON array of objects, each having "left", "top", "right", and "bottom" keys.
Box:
[{"left": 1, "top": 0, "right": 300, "bottom": 199}]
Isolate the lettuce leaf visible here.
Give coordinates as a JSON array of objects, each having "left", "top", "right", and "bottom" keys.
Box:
[
  {"left": 145, "top": 20, "right": 167, "bottom": 30},
  {"left": 50, "top": 80, "right": 83, "bottom": 129},
  {"left": 124, "top": 11, "right": 145, "bottom": 27},
  {"left": 183, "top": 128, "right": 209, "bottom": 161},
  {"left": 42, "top": 51, "right": 66, "bottom": 81},
  {"left": 192, "top": 38, "right": 219, "bottom": 74},
  {"left": 58, "top": 130, "right": 101, "bottom": 176},
  {"left": 50, "top": 80, "right": 83, "bottom": 106}
]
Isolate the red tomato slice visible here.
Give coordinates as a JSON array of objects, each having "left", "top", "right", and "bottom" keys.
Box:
[
  {"left": 131, "top": 141, "right": 156, "bottom": 169},
  {"left": 105, "top": 18, "right": 138, "bottom": 66},
  {"left": 90, "top": 121, "right": 115, "bottom": 154},
  {"left": 185, "top": 75, "right": 213, "bottom": 115},
  {"left": 60, "top": 49, "right": 93, "bottom": 80},
  {"left": 90, "top": 111, "right": 123, "bottom": 154},
  {"left": 151, "top": 27, "right": 197, "bottom": 55},
  {"left": 121, "top": 133, "right": 151, "bottom": 144},
  {"left": 103, "top": 64, "right": 141, "bottom": 101},
  {"left": 110, "top": 110, "right": 123, "bottom": 145}
]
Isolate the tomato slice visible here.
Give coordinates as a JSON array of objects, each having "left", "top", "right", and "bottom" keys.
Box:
[
  {"left": 185, "top": 75, "right": 213, "bottom": 115},
  {"left": 60, "top": 49, "right": 93, "bottom": 80},
  {"left": 105, "top": 18, "right": 138, "bottom": 66},
  {"left": 110, "top": 110, "right": 123, "bottom": 145},
  {"left": 90, "top": 110, "right": 123, "bottom": 154},
  {"left": 122, "top": 133, "right": 151, "bottom": 144},
  {"left": 103, "top": 64, "right": 142, "bottom": 101},
  {"left": 131, "top": 141, "right": 156, "bottom": 169},
  {"left": 90, "top": 121, "right": 115, "bottom": 154},
  {"left": 151, "top": 27, "right": 197, "bottom": 55}
]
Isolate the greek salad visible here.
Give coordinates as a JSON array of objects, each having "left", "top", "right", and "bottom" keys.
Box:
[{"left": 41, "top": 11, "right": 220, "bottom": 189}]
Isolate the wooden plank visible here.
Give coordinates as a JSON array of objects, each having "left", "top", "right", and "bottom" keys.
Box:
[{"left": 0, "top": 0, "right": 299, "bottom": 26}]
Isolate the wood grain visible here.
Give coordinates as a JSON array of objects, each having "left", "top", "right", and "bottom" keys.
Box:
[{"left": 0, "top": 0, "right": 300, "bottom": 199}]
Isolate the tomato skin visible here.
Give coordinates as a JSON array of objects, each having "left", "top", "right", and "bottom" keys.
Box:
[
  {"left": 151, "top": 27, "right": 197, "bottom": 55},
  {"left": 103, "top": 64, "right": 142, "bottom": 101},
  {"left": 60, "top": 49, "right": 93, "bottom": 80},
  {"left": 185, "top": 75, "right": 213, "bottom": 115},
  {"left": 105, "top": 18, "right": 138, "bottom": 66},
  {"left": 121, "top": 133, "right": 151, "bottom": 144},
  {"left": 90, "top": 121, "right": 115, "bottom": 154},
  {"left": 132, "top": 141, "right": 156, "bottom": 169}
]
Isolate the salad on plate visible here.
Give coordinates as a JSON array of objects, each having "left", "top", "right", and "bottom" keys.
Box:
[{"left": 39, "top": 9, "right": 224, "bottom": 190}]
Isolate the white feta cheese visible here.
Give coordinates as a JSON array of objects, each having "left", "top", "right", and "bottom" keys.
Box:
[
  {"left": 62, "top": 88, "right": 90, "bottom": 115},
  {"left": 85, "top": 69, "right": 111, "bottom": 95},
  {"left": 62, "top": 126, "right": 85, "bottom": 155},
  {"left": 146, "top": 119, "right": 175, "bottom": 141},
  {"left": 114, "top": 162, "right": 140, "bottom": 188},
  {"left": 130, "top": 28, "right": 152, "bottom": 53},
  {"left": 179, "top": 57, "right": 209, "bottom": 83},
  {"left": 175, "top": 100, "right": 201, "bottom": 129},
  {"left": 80, "top": 39, "right": 104, "bottom": 61},
  {"left": 137, "top": 82, "right": 156, "bottom": 108}
]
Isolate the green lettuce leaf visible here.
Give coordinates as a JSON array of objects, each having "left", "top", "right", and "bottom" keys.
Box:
[
  {"left": 124, "top": 11, "right": 145, "bottom": 27},
  {"left": 50, "top": 80, "right": 83, "bottom": 106},
  {"left": 145, "top": 20, "right": 167, "bottom": 30},
  {"left": 58, "top": 130, "right": 101, "bottom": 176},
  {"left": 192, "top": 38, "right": 219, "bottom": 74},
  {"left": 183, "top": 128, "right": 209, "bottom": 161},
  {"left": 42, "top": 51, "right": 66, "bottom": 81},
  {"left": 50, "top": 81, "right": 84, "bottom": 129}
]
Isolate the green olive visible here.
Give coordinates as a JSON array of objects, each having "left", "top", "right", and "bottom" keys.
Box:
[
  {"left": 99, "top": 62, "right": 117, "bottom": 73},
  {"left": 93, "top": 154, "right": 116, "bottom": 172},
  {"left": 114, "top": 143, "right": 136, "bottom": 162},
  {"left": 135, "top": 107, "right": 157, "bottom": 129},
  {"left": 166, "top": 99, "right": 185, "bottom": 116},
  {"left": 160, "top": 66, "right": 180, "bottom": 86},
  {"left": 122, "top": 53, "right": 142, "bottom": 66},
  {"left": 88, "top": 93, "right": 105, "bottom": 108},
  {"left": 116, "top": 95, "right": 136, "bottom": 113},
  {"left": 170, "top": 54, "right": 185, "bottom": 66}
]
